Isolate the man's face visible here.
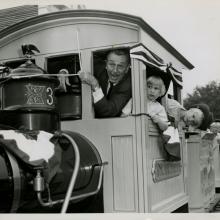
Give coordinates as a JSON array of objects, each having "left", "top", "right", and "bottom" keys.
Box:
[
  {"left": 184, "top": 108, "right": 204, "bottom": 128},
  {"left": 106, "top": 53, "right": 129, "bottom": 84}
]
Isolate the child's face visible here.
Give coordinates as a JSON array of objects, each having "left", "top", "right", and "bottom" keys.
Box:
[
  {"left": 184, "top": 108, "right": 204, "bottom": 128},
  {"left": 147, "top": 81, "right": 161, "bottom": 101}
]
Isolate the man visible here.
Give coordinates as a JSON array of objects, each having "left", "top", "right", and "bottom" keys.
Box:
[{"left": 79, "top": 49, "right": 132, "bottom": 118}]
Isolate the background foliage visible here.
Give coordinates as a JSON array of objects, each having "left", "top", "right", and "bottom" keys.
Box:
[{"left": 183, "top": 81, "right": 220, "bottom": 120}]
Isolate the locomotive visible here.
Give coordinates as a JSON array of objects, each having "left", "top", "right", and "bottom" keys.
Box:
[
  {"left": 1, "top": 9, "right": 215, "bottom": 213},
  {"left": 0, "top": 45, "right": 105, "bottom": 213}
]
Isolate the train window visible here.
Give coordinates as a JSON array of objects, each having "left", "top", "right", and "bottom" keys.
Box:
[
  {"left": 47, "top": 54, "right": 81, "bottom": 120},
  {"left": 93, "top": 48, "right": 132, "bottom": 118},
  {"left": 167, "top": 81, "right": 174, "bottom": 99}
]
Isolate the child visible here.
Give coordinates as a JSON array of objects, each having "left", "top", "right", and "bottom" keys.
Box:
[
  {"left": 166, "top": 98, "right": 213, "bottom": 131},
  {"left": 121, "top": 75, "right": 169, "bottom": 132},
  {"left": 165, "top": 99, "right": 213, "bottom": 160},
  {"left": 146, "top": 75, "right": 169, "bottom": 131}
]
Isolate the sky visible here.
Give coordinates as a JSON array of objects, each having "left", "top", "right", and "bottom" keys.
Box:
[{"left": 0, "top": 0, "right": 220, "bottom": 98}]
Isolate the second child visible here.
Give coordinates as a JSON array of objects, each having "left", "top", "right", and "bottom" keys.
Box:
[{"left": 146, "top": 75, "right": 169, "bottom": 131}]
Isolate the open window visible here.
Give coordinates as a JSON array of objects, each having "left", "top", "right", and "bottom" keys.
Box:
[
  {"left": 93, "top": 50, "right": 107, "bottom": 79},
  {"left": 47, "top": 54, "right": 81, "bottom": 120},
  {"left": 92, "top": 47, "right": 132, "bottom": 118},
  {"left": 167, "top": 80, "right": 182, "bottom": 103}
]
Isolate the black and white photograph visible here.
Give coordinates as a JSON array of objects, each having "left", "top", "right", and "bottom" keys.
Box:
[{"left": 0, "top": 0, "right": 220, "bottom": 219}]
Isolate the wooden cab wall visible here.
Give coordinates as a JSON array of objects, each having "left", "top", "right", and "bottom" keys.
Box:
[
  {"left": 187, "top": 132, "right": 216, "bottom": 212},
  {"left": 0, "top": 10, "right": 194, "bottom": 213}
]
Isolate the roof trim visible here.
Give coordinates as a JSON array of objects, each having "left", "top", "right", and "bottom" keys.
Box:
[{"left": 0, "top": 9, "right": 194, "bottom": 69}]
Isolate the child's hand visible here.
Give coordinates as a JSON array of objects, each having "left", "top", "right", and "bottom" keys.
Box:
[
  {"left": 149, "top": 113, "right": 168, "bottom": 131},
  {"left": 210, "top": 122, "right": 220, "bottom": 133},
  {"left": 188, "top": 125, "right": 197, "bottom": 132},
  {"left": 149, "top": 113, "right": 159, "bottom": 123}
]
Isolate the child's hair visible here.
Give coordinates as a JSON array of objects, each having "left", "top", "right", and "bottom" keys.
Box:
[
  {"left": 146, "top": 75, "right": 166, "bottom": 97},
  {"left": 190, "top": 103, "right": 214, "bottom": 130}
]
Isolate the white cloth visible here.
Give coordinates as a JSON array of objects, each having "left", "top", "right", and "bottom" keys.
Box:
[
  {"left": 163, "top": 126, "right": 180, "bottom": 144},
  {"left": 0, "top": 130, "right": 55, "bottom": 162}
]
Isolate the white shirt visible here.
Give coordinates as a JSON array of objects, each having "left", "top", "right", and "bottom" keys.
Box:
[
  {"left": 121, "top": 99, "right": 168, "bottom": 122},
  {"left": 147, "top": 100, "right": 168, "bottom": 122},
  {"left": 92, "top": 81, "right": 116, "bottom": 103},
  {"left": 93, "top": 87, "right": 104, "bottom": 103}
]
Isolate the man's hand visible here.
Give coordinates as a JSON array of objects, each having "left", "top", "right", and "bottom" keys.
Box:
[{"left": 78, "top": 70, "right": 99, "bottom": 91}]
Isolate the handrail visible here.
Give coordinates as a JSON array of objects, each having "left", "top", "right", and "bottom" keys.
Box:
[
  {"left": 36, "top": 131, "right": 80, "bottom": 212},
  {"left": 60, "top": 132, "right": 80, "bottom": 213}
]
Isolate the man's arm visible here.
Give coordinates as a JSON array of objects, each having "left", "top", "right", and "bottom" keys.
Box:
[
  {"left": 94, "top": 87, "right": 132, "bottom": 117},
  {"left": 79, "top": 70, "right": 106, "bottom": 104},
  {"left": 79, "top": 70, "right": 132, "bottom": 117}
]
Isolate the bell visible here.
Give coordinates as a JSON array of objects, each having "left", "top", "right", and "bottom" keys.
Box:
[{"left": 10, "top": 59, "right": 45, "bottom": 76}]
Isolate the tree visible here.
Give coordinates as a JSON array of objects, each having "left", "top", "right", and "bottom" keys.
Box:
[{"left": 183, "top": 81, "right": 220, "bottom": 120}]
